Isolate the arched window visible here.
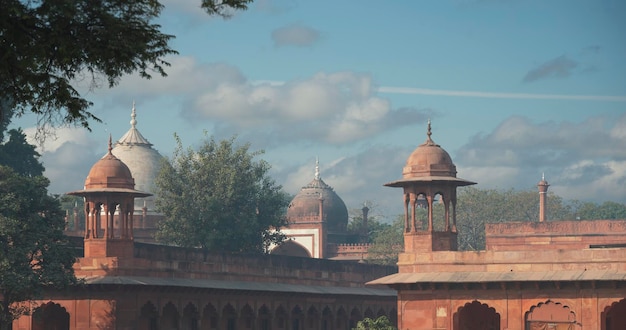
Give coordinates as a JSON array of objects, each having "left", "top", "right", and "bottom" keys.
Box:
[
  {"left": 182, "top": 302, "right": 199, "bottom": 330},
  {"left": 162, "top": 302, "right": 179, "bottom": 330},
  {"left": 525, "top": 301, "right": 576, "bottom": 330},
  {"left": 455, "top": 300, "right": 500, "bottom": 330},
  {"left": 32, "top": 302, "right": 70, "bottom": 330},
  {"left": 139, "top": 301, "right": 158, "bottom": 330},
  {"left": 603, "top": 299, "right": 626, "bottom": 330}
]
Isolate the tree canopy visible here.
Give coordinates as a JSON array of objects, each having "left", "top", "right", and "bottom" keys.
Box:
[
  {"left": 0, "top": 165, "right": 78, "bottom": 329},
  {"left": 1, "top": 0, "right": 252, "bottom": 136},
  {"left": 364, "top": 215, "right": 404, "bottom": 266},
  {"left": 0, "top": 128, "right": 44, "bottom": 177},
  {"left": 154, "top": 134, "right": 290, "bottom": 253}
]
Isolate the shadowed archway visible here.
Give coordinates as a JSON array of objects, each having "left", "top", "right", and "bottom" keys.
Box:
[
  {"left": 454, "top": 300, "right": 500, "bottom": 330},
  {"left": 602, "top": 299, "right": 626, "bottom": 330},
  {"left": 32, "top": 302, "right": 69, "bottom": 330}
]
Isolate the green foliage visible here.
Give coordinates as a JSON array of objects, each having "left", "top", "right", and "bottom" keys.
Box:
[
  {"left": 456, "top": 187, "right": 574, "bottom": 251},
  {"left": 200, "top": 0, "right": 253, "bottom": 16},
  {"left": 1, "top": 0, "right": 251, "bottom": 136},
  {"left": 154, "top": 134, "right": 290, "bottom": 253},
  {"left": 571, "top": 201, "right": 626, "bottom": 220},
  {"left": 0, "top": 165, "right": 78, "bottom": 328},
  {"left": 353, "top": 316, "right": 397, "bottom": 330},
  {"left": 0, "top": 128, "right": 44, "bottom": 177},
  {"left": 347, "top": 203, "right": 388, "bottom": 243},
  {"left": 365, "top": 215, "right": 404, "bottom": 266}
]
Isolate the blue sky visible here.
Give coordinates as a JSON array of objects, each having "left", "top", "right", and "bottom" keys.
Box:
[{"left": 14, "top": 0, "right": 626, "bottom": 218}]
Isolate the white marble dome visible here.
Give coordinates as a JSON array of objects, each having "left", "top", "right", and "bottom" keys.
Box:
[{"left": 111, "top": 104, "right": 164, "bottom": 211}]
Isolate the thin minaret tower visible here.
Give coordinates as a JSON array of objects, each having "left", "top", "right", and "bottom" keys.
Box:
[{"left": 538, "top": 173, "right": 549, "bottom": 222}]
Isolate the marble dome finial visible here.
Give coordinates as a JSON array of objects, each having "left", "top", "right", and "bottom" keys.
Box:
[
  {"left": 131, "top": 101, "right": 137, "bottom": 128},
  {"left": 315, "top": 157, "right": 320, "bottom": 180}
]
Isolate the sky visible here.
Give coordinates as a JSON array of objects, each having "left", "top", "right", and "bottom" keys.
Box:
[{"left": 12, "top": 0, "right": 626, "bottom": 218}]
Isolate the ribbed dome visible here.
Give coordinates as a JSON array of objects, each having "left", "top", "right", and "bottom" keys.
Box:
[
  {"left": 403, "top": 121, "right": 457, "bottom": 179},
  {"left": 111, "top": 104, "right": 163, "bottom": 210},
  {"left": 287, "top": 163, "right": 348, "bottom": 232},
  {"left": 85, "top": 141, "right": 135, "bottom": 190}
]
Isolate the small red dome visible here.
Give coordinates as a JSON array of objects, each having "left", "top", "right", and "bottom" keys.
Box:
[
  {"left": 403, "top": 122, "right": 457, "bottom": 179},
  {"left": 84, "top": 143, "right": 135, "bottom": 190}
]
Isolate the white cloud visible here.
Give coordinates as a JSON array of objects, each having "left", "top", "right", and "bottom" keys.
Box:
[
  {"left": 20, "top": 127, "right": 102, "bottom": 194},
  {"left": 455, "top": 113, "right": 626, "bottom": 203},
  {"left": 23, "top": 127, "right": 94, "bottom": 153},
  {"left": 188, "top": 70, "right": 424, "bottom": 144}
]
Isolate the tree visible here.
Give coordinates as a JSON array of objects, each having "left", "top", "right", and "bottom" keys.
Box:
[
  {"left": 353, "top": 316, "right": 397, "bottom": 330},
  {"left": 154, "top": 134, "right": 290, "bottom": 253},
  {"left": 0, "top": 128, "right": 44, "bottom": 177},
  {"left": 0, "top": 165, "right": 78, "bottom": 329},
  {"left": 456, "top": 187, "right": 574, "bottom": 251},
  {"left": 365, "top": 215, "right": 404, "bottom": 266},
  {"left": 1, "top": 0, "right": 252, "bottom": 137},
  {"left": 573, "top": 201, "right": 626, "bottom": 220},
  {"left": 347, "top": 202, "right": 388, "bottom": 243}
]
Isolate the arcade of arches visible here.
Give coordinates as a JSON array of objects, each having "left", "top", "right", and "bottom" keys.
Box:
[
  {"left": 25, "top": 295, "right": 397, "bottom": 330},
  {"left": 29, "top": 297, "right": 626, "bottom": 330}
]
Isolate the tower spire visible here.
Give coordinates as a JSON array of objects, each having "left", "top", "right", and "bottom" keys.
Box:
[
  {"left": 315, "top": 157, "right": 320, "bottom": 180},
  {"left": 131, "top": 101, "right": 137, "bottom": 129},
  {"left": 423, "top": 119, "right": 437, "bottom": 146},
  {"left": 538, "top": 174, "right": 550, "bottom": 222}
]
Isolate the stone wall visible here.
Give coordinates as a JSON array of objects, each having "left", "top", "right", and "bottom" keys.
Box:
[{"left": 486, "top": 220, "right": 626, "bottom": 251}]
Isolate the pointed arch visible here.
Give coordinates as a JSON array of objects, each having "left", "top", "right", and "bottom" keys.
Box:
[
  {"left": 182, "top": 302, "right": 199, "bottom": 330},
  {"left": 364, "top": 307, "right": 375, "bottom": 320},
  {"left": 454, "top": 300, "right": 500, "bottom": 330},
  {"left": 306, "top": 306, "right": 319, "bottom": 330},
  {"left": 525, "top": 300, "right": 576, "bottom": 330},
  {"left": 271, "top": 240, "right": 312, "bottom": 258},
  {"left": 32, "top": 302, "right": 70, "bottom": 330},
  {"left": 336, "top": 307, "right": 348, "bottom": 330},
  {"left": 257, "top": 305, "right": 272, "bottom": 330},
  {"left": 603, "top": 299, "right": 626, "bottom": 330},
  {"left": 376, "top": 307, "right": 386, "bottom": 318},
  {"left": 201, "top": 303, "right": 218, "bottom": 330},
  {"left": 239, "top": 304, "right": 254, "bottom": 329},
  {"left": 321, "top": 306, "right": 333, "bottom": 330},
  {"left": 275, "top": 305, "right": 288, "bottom": 329},
  {"left": 222, "top": 303, "right": 237, "bottom": 330},
  {"left": 349, "top": 307, "right": 362, "bottom": 329},
  {"left": 291, "top": 305, "right": 304, "bottom": 330},
  {"left": 138, "top": 301, "right": 158, "bottom": 330},
  {"left": 162, "top": 302, "right": 179, "bottom": 330}
]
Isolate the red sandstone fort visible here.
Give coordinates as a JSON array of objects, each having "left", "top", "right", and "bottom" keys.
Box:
[{"left": 11, "top": 109, "right": 626, "bottom": 329}]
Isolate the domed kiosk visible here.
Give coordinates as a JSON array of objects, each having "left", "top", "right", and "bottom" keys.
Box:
[
  {"left": 385, "top": 120, "right": 475, "bottom": 252},
  {"left": 68, "top": 137, "right": 151, "bottom": 258},
  {"left": 272, "top": 159, "right": 350, "bottom": 258}
]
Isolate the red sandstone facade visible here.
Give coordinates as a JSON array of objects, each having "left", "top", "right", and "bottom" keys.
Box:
[
  {"left": 369, "top": 122, "right": 626, "bottom": 330},
  {"left": 12, "top": 141, "right": 397, "bottom": 330}
]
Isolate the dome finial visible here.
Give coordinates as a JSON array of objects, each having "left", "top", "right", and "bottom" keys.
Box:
[
  {"left": 425, "top": 119, "right": 436, "bottom": 145},
  {"left": 108, "top": 134, "right": 113, "bottom": 154},
  {"left": 130, "top": 101, "right": 137, "bottom": 128},
  {"left": 315, "top": 157, "right": 321, "bottom": 180}
]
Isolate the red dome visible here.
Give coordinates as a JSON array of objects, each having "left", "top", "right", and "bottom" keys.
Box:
[
  {"left": 84, "top": 151, "right": 135, "bottom": 190},
  {"left": 403, "top": 123, "right": 457, "bottom": 179}
]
